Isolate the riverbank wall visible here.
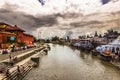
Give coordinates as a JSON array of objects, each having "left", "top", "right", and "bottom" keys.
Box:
[
  {"left": 0, "top": 45, "right": 47, "bottom": 80},
  {"left": 1, "top": 46, "right": 45, "bottom": 65}
]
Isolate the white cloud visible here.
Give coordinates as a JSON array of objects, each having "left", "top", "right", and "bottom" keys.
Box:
[
  {"left": 0, "top": 0, "right": 120, "bottom": 38},
  {"left": 0, "top": 0, "right": 104, "bottom": 15},
  {"left": 1, "top": 0, "right": 120, "bottom": 15}
]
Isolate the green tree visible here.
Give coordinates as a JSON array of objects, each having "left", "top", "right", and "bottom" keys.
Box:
[
  {"left": 52, "top": 36, "right": 59, "bottom": 41},
  {"left": 94, "top": 31, "right": 98, "bottom": 37},
  {"left": 34, "top": 37, "right": 37, "bottom": 42}
]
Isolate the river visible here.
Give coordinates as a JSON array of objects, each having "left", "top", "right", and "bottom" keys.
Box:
[{"left": 24, "top": 44, "right": 120, "bottom": 80}]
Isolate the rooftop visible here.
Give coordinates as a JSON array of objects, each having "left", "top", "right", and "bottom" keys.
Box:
[
  {"left": 5, "top": 25, "right": 25, "bottom": 32},
  {"left": 0, "top": 32, "right": 16, "bottom": 35},
  {"left": 24, "top": 33, "right": 33, "bottom": 37}
]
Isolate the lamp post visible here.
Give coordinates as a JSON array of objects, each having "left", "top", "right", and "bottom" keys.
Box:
[
  {"left": 37, "top": 30, "right": 42, "bottom": 41},
  {"left": 37, "top": 31, "right": 39, "bottom": 40}
]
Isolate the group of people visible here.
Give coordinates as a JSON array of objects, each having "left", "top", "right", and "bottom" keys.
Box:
[
  {"left": 104, "top": 46, "right": 120, "bottom": 62},
  {"left": 1, "top": 49, "right": 9, "bottom": 54},
  {"left": 111, "top": 47, "right": 120, "bottom": 62},
  {"left": 9, "top": 54, "right": 18, "bottom": 66}
]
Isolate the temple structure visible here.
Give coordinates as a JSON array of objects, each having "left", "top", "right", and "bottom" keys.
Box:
[{"left": 0, "top": 22, "right": 34, "bottom": 48}]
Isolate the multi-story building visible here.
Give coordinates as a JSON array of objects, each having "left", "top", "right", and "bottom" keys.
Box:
[{"left": 0, "top": 22, "right": 34, "bottom": 48}]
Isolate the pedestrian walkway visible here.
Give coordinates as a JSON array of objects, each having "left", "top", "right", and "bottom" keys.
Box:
[
  {"left": 0, "top": 46, "right": 46, "bottom": 80},
  {"left": 0, "top": 47, "right": 37, "bottom": 61},
  {"left": 9, "top": 50, "right": 44, "bottom": 72},
  {"left": 0, "top": 74, "right": 4, "bottom": 80},
  {"left": 0, "top": 48, "right": 37, "bottom": 80}
]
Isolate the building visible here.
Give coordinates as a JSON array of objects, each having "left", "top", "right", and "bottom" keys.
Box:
[
  {"left": 104, "top": 29, "right": 120, "bottom": 43},
  {"left": 0, "top": 22, "right": 34, "bottom": 49}
]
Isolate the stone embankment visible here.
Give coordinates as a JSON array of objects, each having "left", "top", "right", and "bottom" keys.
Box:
[{"left": 0, "top": 45, "right": 49, "bottom": 80}]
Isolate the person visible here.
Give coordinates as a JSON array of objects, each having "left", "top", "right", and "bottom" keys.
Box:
[
  {"left": 118, "top": 50, "right": 120, "bottom": 61},
  {"left": 9, "top": 59, "right": 14, "bottom": 66},
  {"left": 20, "top": 65, "right": 25, "bottom": 72},
  {"left": 17, "top": 65, "right": 21, "bottom": 79},
  {"left": 116, "top": 47, "right": 119, "bottom": 52},
  {"left": 5, "top": 49, "right": 8, "bottom": 54},
  {"left": 109, "top": 47, "right": 112, "bottom": 53},
  {"left": 13, "top": 56, "right": 18, "bottom": 63},
  {"left": 17, "top": 66, "right": 20, "bottom": 73},
  {"left": 9, "top": 54, "right": 12, "bottom": 60},
  {"left": 2, "top": 49, "right": 5, "bottom": 54},
  {"left": 11, "top": 44, "right": 15, "bottom": 52},
  {"left": 112, "top": 47, "right": 115, "bottom": 53},
  {"left": 6, "top": 69, "right": 10, "bottom": 78},
  {"left": 112, "top": 52, "right": 119, "bottom": 62}
]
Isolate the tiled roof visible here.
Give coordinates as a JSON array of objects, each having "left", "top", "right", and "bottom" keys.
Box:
[
  {"left": 0, "top": 22, "right": 25, "bottom": 32},
  {"left": 24, "top": 33, "right": 33, "bottom": 37},
  {"left": 5, "top": 25, "right": 25, "bottom": 32},
  {"left": 0, "top": 22, "right": 10, "bottom": 26},
  {"left": 0, "top": 32, "right": 16, "bottom": 35}
]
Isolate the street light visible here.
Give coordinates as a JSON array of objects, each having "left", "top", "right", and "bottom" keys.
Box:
[{"left": 37, "top": 30, "right": 42, "bottom": 40}]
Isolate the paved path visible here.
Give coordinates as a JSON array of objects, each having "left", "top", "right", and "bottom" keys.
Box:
[
  {"left": 0, "top": 47, "right": 37, "bottom": 79},
  {"left": 0, "top": 74, "right": 4, "bottom": 79},
  {"left": 0, "top": 47, "right": 37, "bottom": 61},
  {"left": 0, "top": 46, "right": 46, "bottom": 80}
]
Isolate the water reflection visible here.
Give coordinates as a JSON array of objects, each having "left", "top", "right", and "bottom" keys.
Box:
[{"left": 24, "top": 44, "right": 120, "bottom": 80}]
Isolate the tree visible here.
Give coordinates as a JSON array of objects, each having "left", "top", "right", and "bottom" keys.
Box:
[
  {"left": 78, "top": 36, "right": 82, "bottom": 39},
  {"left": 18, "top": 42, "right": 26, "bottom": 47},
  {"left": 78, "top": 35, "right": 86, "bottom": 39},
  {"left": 99, "top": 34, "right": 102, "bottom": 38},
  {"left": 34, "top": 37, "right": 37, "bottom": 42},
  {"left": 94, "top": 31, "right": 98, "bottom": 37},
  {"left": 52, "top": 36, "right": 59, "bottom": 41},
  {"left": 87, "top": 35, "right": 90, "bottom": 38}
]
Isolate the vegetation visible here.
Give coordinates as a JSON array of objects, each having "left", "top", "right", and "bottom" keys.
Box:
[
  {"left": 34, "top": 37, "right": 37, "bottom": 42},
  {"left": 52, "top": 36, "right": 59, "bottom": 41},
  {"left": 18, "top": 42, "right": 26, "bottom": 46},
  {"left": 78, "top": 35, "right": 86, "bottom": 39}
]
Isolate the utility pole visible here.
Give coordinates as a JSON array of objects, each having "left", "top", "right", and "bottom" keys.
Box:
[
  {"left": 37, "top": 30, "right": 42, "bottom": 41},
  {"left": 38, "top": 31, "right": 39, "bottom": 40}
]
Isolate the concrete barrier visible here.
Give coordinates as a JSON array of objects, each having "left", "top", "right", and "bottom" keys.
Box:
[{"left": 0, "top": 47, "right": 45, "bottom": 66}]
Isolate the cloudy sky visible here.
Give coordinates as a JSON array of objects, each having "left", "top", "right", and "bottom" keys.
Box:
[{"left": 0, "top": 0, "right": 120, "bottom": 38}]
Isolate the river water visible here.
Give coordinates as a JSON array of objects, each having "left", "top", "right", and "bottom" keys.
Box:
[{"left": 24, "top": 44, "right": 120, "bottom": 80}]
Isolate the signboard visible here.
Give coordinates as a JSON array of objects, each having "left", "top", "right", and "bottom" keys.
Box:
[
  {"left": 10, "top": 36, "right": 15, "bottom": 41},
  {"left": 0, "top": 24, "right": 7, "bottom": 28}
]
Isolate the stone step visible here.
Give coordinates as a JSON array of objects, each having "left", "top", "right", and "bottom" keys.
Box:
[{"left": 2, "top": 65, "right": 33, "bottom": 80}]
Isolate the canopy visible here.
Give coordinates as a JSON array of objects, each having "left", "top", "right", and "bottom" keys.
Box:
[{"left": 108, "top": 36, "right": 120, "bottom": 46}]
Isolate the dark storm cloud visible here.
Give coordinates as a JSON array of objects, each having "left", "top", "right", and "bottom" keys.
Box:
[
  {"left": 59, "top": 27, "right": 72, "bottom": 30},
  {"left": 101, "top": 0, "right": 111, "bottom": 4},
  {"left": 70, "top": 21, "right": 103, "bottom": 27},
  {"left": 53, "top": 12, "right": 83, "bottom": 19},
  {"left": 101, "top": 0, "right": 119, "bottom": 4},
  {"left": 0, "top": 4, "right": 83, "bottom": 34},
  {"left": 0, "top": 8, "right": 58, "bottom": 33},
  {"left": 23, "top": 14, "right": 58, "bottom": 27},
  {"left": 1, "top": 2, "right": 120, "bottom": 36},
  {"left": 1, "top": 7, "right": 120, "bottom": 35},
  {"left": 0, "top": 9, "right": 10, "bottom": 13}
]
